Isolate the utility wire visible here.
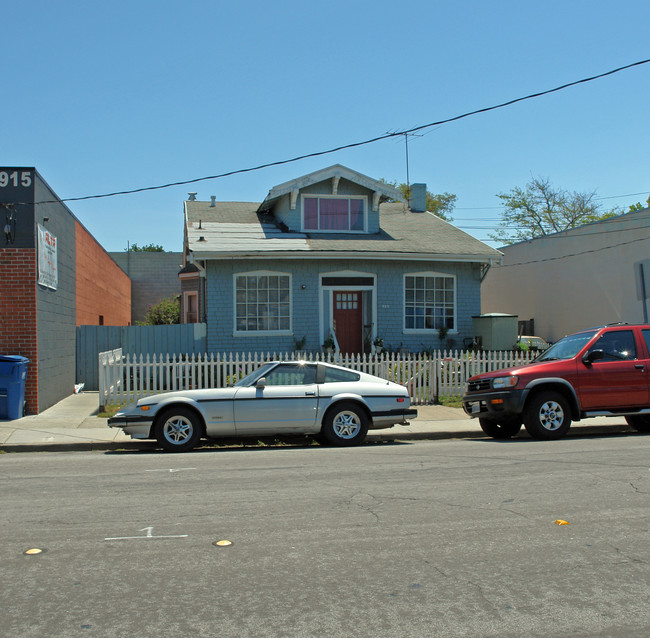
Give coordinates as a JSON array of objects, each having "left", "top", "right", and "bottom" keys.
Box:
[
  {"left": 23, "top": 57, "right": 650, "bottom": 206},
  {"left": 496, "top": 233, "right": 650, "bottom": 268}
]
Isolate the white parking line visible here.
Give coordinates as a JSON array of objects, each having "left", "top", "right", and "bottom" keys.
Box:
[
  {"left": 145, "top": 468, "right": 197, "bottom": 473},
  {"left": 105, "top": 526, "right": 188, "bottom": 541}
]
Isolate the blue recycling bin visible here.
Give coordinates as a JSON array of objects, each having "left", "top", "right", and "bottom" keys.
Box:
[{"left": 0, "top": 355, "right": 29, "bottom": 420}]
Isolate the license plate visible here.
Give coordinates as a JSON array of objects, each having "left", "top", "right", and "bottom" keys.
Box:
[{"left": 471, "top": 402, "right": 481, "bottom": 414}]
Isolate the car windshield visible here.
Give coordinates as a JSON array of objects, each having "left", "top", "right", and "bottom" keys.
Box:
[
  {"left": 535, "top": 330, "right": 597, "bottom": 361},
  {"left": 233, "top": 362, "right": 276, "bottom": 387}
]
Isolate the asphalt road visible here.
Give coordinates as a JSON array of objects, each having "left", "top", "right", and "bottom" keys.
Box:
[{"left": 2, "top": 434, "right": 649, "bottom": 637}]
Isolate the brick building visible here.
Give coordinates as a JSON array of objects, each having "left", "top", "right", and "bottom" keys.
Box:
[{"left": 0, "top": 167, "right": 131, "bottom": 414}]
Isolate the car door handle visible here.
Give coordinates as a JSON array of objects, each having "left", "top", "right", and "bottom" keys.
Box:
[
  {"left": 635, "top": 364, "right": 645, "bottom": 370},
  {"left": 305, "top": 391, "right": 316, "bottom": 396}
]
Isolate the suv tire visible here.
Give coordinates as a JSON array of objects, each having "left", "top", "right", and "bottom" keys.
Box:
[
  {"left": 524, "top": 391, "right": 571, "bottom": 440},
  {"left": 625, "top": 415, "right": 650, "bottom": 433},
  {"left": 479, "top": 417, "right": 522, "bottom": 439}
]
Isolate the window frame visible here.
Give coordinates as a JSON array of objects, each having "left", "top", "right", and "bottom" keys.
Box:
[
  {"left": 233, "top": 270, "right": 292, "bottom": 336},
  {"left": 403, "top": 272, "right": 457, "bottom": 333},
  {"left": 183, "top": 291, "right": 199, "bottom": 324},
  {"left": 263, "top": 363, "right": 318, "bottom": 386},
  {"left": 588, "top": 329, "right": 638, "bottom": 362},
  {"left": 301, "top": 194, "right": 368, "bottom": 233}
]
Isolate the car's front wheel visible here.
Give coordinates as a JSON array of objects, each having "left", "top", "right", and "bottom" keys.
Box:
[
  {"left": 625, "top": 415, "right": 650, "bottom": 433},
  {"left": 478, "top": 417, "right": 522, "bottom": 439},
  {"left": 524, "top": 391, "right": 571, "bottom": 440},
  {"left": 155, "top": 407, "right": 203, "bottom": 452},
  {"left": 320, "top": 402, "right": 368, "bottom": 446}
]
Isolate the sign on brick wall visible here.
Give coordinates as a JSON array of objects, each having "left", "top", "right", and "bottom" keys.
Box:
[{"left": 37, "top": 223, "right": 58, "bottom": 290}]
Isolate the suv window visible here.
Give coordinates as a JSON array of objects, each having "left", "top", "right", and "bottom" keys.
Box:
[
  {"left": 537, "top": 330, "right": 597, "bottom": 361},
  {"left": 588, "top": 330, "right": 637, "bottom": 361},
  {"left": 643, "top": 330, "right": 650, "bottom": 356}
]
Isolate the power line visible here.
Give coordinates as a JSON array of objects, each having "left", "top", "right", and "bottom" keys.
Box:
[
  {"left": 496, "top": 233, "right": 650, "bottom": 267},
  {"left": 22, "top": 57, "right": 650, "bottom": 206}
]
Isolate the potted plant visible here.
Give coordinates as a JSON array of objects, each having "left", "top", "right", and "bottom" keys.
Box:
[
  {"left": 294, "top": 336, "right": 307, "bottom": 354},
  {"left": 322, "top": 333, "right": 335, "bottom": 354}
]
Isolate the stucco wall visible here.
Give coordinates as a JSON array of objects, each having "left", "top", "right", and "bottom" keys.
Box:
[
  {"left": 481, "top": 209, "right": 650, "bottom": 342},
  {"left": 110, "top": 252, "right": 182, "bottom": 323}
]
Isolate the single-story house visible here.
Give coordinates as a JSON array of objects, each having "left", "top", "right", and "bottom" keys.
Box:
[
  {"left": 481, "top": 207, "right": 650, "bottom": 342},
  {"left": 179, "top": 165, "right": 502, "bottom": 354}
]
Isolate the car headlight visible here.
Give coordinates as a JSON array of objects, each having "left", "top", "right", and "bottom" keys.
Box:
[{"left": 492, "top": 376, "right": 518, "bottom": 389}]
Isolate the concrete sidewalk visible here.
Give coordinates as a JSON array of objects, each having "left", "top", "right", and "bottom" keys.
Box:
[{"left": 0, "top": 391, "right": 635, "bottom": 452}]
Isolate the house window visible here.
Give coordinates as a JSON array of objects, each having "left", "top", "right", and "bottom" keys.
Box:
[
  {"left": 184, "top": 292, "right": 199, "bottom": 324},
  {"left": 303, "top": 196, "right": 365, "bottom": 232},
  {"left": 404, "top": 274, "right": 455, "bottom": 331},
  {"left": 235, "top": 273, "right": 291, "bottom": 333}
]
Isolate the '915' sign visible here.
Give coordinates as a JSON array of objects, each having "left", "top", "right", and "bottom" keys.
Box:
[{"left": 0, "top": 170, "right": 32, "bottom": 188}]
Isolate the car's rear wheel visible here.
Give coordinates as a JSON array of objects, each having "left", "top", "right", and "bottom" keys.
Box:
[
  {"left": 155, "top": 407, "right": 202, "bottom": 452},
  {"left": 625, "top": 415, "right": 650, "bottom": 433},
  {"left": 478, "top": 417, "right": 522, "bottom": 439},
  {"left": 524, "top": 391, "right": 571, "bottom": 440},
  {"left": 320, "top": 402, "right": 368, "bottom": 446}
]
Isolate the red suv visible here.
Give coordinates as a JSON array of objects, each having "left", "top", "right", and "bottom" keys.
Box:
[{"left": 462, "top": 324, "right": 650, "bottom": 440}]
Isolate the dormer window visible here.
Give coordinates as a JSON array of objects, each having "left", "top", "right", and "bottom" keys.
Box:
[{"left": 303, "top": 196, "right": 366, "bottom": 232}]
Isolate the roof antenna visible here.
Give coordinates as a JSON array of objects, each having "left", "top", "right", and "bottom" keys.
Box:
[{"left": 402, "top": 131, "right": 423, "bottom": 208}]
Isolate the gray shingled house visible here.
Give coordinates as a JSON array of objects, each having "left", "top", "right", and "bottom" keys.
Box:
[{"left": 179, "top": 165, "right": 502, "bottom": 354}]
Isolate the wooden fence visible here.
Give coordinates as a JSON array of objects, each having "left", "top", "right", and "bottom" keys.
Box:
[
  {"left": 77, "top": 323, "right": 207, "bottom": 391},
  {"left": 98, "top": 349, "right": 535, "bottom": 410}
]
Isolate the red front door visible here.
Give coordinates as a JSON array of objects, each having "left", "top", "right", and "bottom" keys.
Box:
[{"left": 333, "top": 291, "right": 363, "bottom": 354}]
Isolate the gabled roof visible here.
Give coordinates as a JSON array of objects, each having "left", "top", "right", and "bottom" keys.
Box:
[
  {"left": 184, "top": 199, "right": 502, "bottom": 263},
  {"left": 260, "top": 164, "right": 403, "bottom": 210}
]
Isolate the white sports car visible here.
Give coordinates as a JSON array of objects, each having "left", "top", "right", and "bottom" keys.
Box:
[{"left": 108, "top": 360, "right": 417, "bottom": 452}]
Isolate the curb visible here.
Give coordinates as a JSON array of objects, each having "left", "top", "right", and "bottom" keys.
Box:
[
  {"left": 1, "top": 422, "right": 637, "bottom": 453},
  {"left": 0, "top": 428, "right": 484, "bottom": 453},
  {"left": 0, "top": 441, "right": 156, "bottom": 454}
]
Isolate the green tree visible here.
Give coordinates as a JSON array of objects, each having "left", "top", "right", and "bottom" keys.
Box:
[
  {"left": 382, "top": 180, "right": 456, "bottom": 221},
  {"left": 127, "top": 243, "right": 165, "bottom": 252},
  {"left": 138, "top": 296, "right": 180, "bottom": 325},
  {"left": 628, "top": 194, "right": 650, "bottom": 212},
  {"left": 491, "top": 177, "right": 619, "bottom": 245}
]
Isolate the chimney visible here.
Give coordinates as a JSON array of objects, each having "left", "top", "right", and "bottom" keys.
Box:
[
  {"left": 210, "top": 196, "right": 216, "bottom": 207},
  {"left": 188, "top": 192, "right": 197, "bottom": 201},
  {"left": 409, "top": 183, "right": 427, "bottom": 213}
]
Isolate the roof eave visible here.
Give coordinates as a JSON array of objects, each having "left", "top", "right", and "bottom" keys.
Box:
[
  {"left": 188, "top": 249, "right": 503, "bottom": 264},
  {"left": 261, "top": 165, "right": 404, "bottom": 209}
]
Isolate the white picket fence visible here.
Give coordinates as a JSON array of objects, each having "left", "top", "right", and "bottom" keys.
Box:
[{"left": 98, "top": 349, "right": 535, "bottom": 409}]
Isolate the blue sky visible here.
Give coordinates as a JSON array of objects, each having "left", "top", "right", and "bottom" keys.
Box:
[{"left": 3, "top": 0, "right": 649, "bottom": 252}]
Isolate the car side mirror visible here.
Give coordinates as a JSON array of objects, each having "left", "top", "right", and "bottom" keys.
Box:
[
  {"left": 583, "top": 349, "right": 605, "bottom": 365},
  {"left": 255, "top": 377, "right": 266, "bottom": 389}
]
